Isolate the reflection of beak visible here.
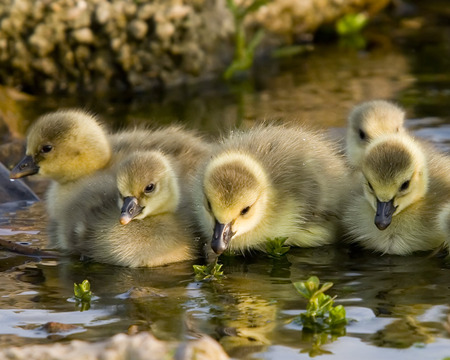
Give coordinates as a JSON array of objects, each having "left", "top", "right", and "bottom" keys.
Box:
[
  {"left": 211, "top": 220, "right": 235, "bottom": 255},
  {"left": 10, "top": 155, "right": 39, "bottom": 179},
  {"left": 120, "top": 196, "right": 144, "bottom": 225},
  {"left": 375, "top": 198, "right": 397, "bottom": 230}
]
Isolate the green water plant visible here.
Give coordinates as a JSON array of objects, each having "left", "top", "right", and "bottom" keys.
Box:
[
  {"left": 74, "top": 279, "right": 92, "bottom": 311},
  {"left": 335, "top": 12, "right": 368, "bottom": 50},
  {"left": 193, "top": 261, "right": 224, "bottom": 281},
  {"left": 224, "top": 0, "right": 269, "bottom": 79},
  {"left": 336, "top": 13, "right": 368, "bottom": 36},
  {"left": 266, "top": 237, "right": 290, "bottom": 258},
  {"left": 293, "top": 276, "right": 347, "bottom": 333}
]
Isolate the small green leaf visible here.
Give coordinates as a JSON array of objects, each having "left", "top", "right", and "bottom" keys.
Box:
[
  {"left": 293, "top": 281, "right": 312, "bottom": 299},
  {"left": 319, "top": 282, "right": 334, "bottom": 294},
  {"left": 193, "top": 262, "right": 224, "bottom": 281},
  {"left": 329, "top": 305, "right": 347, "bottom": 325},
  {"left": 193, "top": 265, "right": 206, "bottom": 275},
  {"left": 306, "top": 276, "right": 320, "bottom": 293},
  {"left": 336, "top": 13, "right": 368, "bottom": 36},
  {"left": 266, "top": 237, "right": 290, "bottom": 258},
  {"left": 74, "top": 280, "right": 92, "bottom": 301},
  {"left": 74, "top": 279, "right": 92, "bottom": 307}
]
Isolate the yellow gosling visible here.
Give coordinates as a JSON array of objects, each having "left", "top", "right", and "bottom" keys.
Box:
[
  {"left": 60, "top": 151, "right": 197, "bottom": 267},
  {"left": 343, "top": 133, "right": 450, "bottom": 255},
  {"left": 10, "top": 110, "right": 111, "bottom": 226},
  {"left": 193, "top": 124, "right": 351, "bottom": 255},
  {"left": 10, "top": 109, "right": 210, "bottom": 249}
]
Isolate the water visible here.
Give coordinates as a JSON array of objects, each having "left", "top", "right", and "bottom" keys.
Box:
[{"left": 0, "top": 3, "right": 450, "bottom": 358}]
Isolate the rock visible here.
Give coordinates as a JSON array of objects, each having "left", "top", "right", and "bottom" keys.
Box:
[
  {"left": 29, "top": 25, "right": 55, "bottom": 57},
  {"left": 0, "top": 332, "right": 229, "bottom": 360},
  {"left": 123, "top": 2, "right": 137, "bottom": 18},
  {"left": 95, "top": 2, "right": 111, "bottom": 24},
  {"left": 167, "top": 5, "right": 191, "bottom": 21},
  {"left": 156, "top": 21, "right": 175, "bottom": 42},
  {"left": 138, "top": 4, "right": 156, "bottom": 21},
  {"left": 41, "top": 322, "right": 80, "bottom": 334},
  {"left": 0, "top": 0, "right": 389, "bottom": 94},
  {"left": 175, "top": 336, "right": 229, "bottom": 360},
  {"left": 128, "top": 20, "right": 148, "bottom": 40},
  {"left": 72, "top": 28, "right": 94, "bottom": 44}
]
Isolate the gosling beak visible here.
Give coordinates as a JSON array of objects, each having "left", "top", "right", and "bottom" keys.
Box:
[
  {"left": 10, "top": 155, "right": 39, "bottom": 179},
  {"left": 211, "top": 220, "right": 234, "bottom": 255},
  {"left": 120, "top": 196, "right": 144, "bottom": 225},
  {"left": 375, "top": 199, "right": 397, "bottom": 230}
]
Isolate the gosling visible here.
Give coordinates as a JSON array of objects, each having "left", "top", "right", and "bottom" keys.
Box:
[
  {"left": 10, "top": 109, "right": 210, "bottom": 247},
  {"left": 194, "top": 124, "right": 351, "bottom": 255},
  {"left": 346, "top": 100, "right": 405, "bottom": 168},
  {"left": 343, "top": 133, "right": 450, "bottom": 255},
  {"left": 10, "top": 110, "right": 111, "bottom": 222},
  {"left": 59, "top": 151, "right": 197, "bottom": 267}
]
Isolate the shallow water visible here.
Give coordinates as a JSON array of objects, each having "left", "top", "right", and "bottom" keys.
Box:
[{"left": 1, "top": 3, "right": 450, "bottom": 359}]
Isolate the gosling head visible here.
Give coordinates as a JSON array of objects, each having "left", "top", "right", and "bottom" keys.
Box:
[
  {"left": 10, "top": 109, "right": 111, "bottom": 184},
  {"left": 361, "top": 134, "right": 428, "bottom": 230},
  {"left": 346, "top": 100, "right": 405, "bottom": 167},
  {"left": 202, "top": 152, "right": 271, "bottom": 255},
  {"left": 116, "top": 151, "right": 180, "bottom": 225}
]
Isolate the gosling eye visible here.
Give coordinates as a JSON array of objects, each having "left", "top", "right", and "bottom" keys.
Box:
[
  {"left": 144, "top": 183, "right": 155, "bottom": 194},
  {"left": 240, "top": 206, "right": 250, "bottom": 216},
  {"left": 400, "top": 180, "right": 410, "bottom": 192},
  {"left": 41, "top": 145, "right": 53, "bottom": 153},
  {"left": 368, "top": 182, "right": 374, "bottom": 192},
  {"left": 358, "top": 129, "right": 367, "bottom": 141}
]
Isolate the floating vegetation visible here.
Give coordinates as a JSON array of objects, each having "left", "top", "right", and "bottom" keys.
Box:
[
  {"left": 193, "top": 261, "right": 224, "bottom": 281},
  {"left": 266, "top": 237, "right": 290, "bottom": 258},
  {"left": 73, "top": 279, "right": 92, "bottom": 311},
  {"left": 293, "top": 276, "right": 347, "bottom": 334}
]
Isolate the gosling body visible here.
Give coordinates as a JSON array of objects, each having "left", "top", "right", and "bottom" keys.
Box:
[
  {"left": 59, "top": 151, "right": 197, "bottom": 267},
  {"left": 194, "top": 124, "right": 351, "bottom": 255},
  {"left": 343, "top": 134, "right": 450, "bottom": 255},
  {"left": 346, "top": 100, "right": 405, "bottom": 168}
]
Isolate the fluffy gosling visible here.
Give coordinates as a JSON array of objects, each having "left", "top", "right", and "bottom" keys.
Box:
[
  {"left": 194, "top": 124, "right": 351, "bottom": 255},
  {"left": 343, "top": 133, "right": 450, "bottom": 255},
  {"left": 10, "top": 109, "right": 210, "bottom": 248},
  {"left": 10, "top": 110, "right": 111, "bottom": 223},
  {"left": 61, "top": 151, "right": 197, "bottom": 267}
]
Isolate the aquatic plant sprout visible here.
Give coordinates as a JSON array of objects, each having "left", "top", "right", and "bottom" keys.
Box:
[
  {"left": 293, "top": 276, "right": 347, "bottom": 334},
  {"left": 266, "top": 236, "right": 290, "bottom": 258},
  {"left": 193, "top": 261, "right": 224, "bottom": 281},
  {"left": 74, "top": 279, "right": 92, "bottom": 311},
  {"left": 224, "top": 0, "right": 269, "bottom": 79}
]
